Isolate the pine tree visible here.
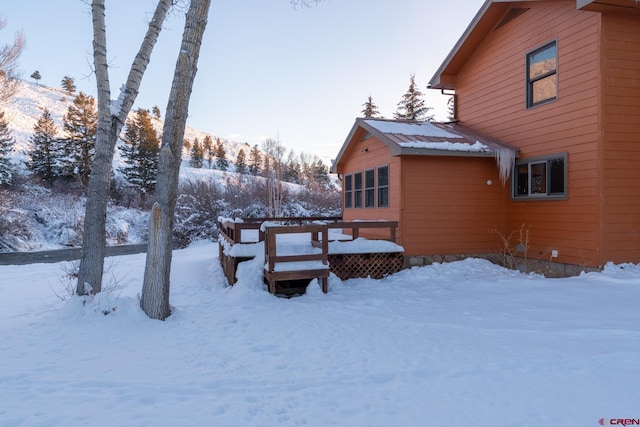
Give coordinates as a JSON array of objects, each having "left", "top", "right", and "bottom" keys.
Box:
[
  {"left": 26, "top": 108, "right": 60, "bottom": 184},
  {"left": 61, "top": 76, "right": 76, "bottom": 94},
  {"left": 248, "top": 144, "right": 262, "bottom": 176},
  {"left": 61, "top": 92, "right": 97, "bottom": 185},
  {"left": 284, "top": 151, "right": 301, "bottom": 184},
  {"left": 394, "top": 73, "right": 433, "bottom": 121},
  {"left": 361, "top": 95, "right": 381, "bottom": 118},
  {"left": 202, "top": 135, "right": 214, "bottom": 168},
  {"left": 30, "top": 70, "right": 41, "bottom": 85},
  {"left": 214, "top": 138, "right": 229, "bottom": 171},
  {"left": 189, "top": 137, "right": 204, "bottom": 168},
  {"left": 152, "top": 105, "right": 161, "bottom": 119},
  {"left": 311, "top": 158, "right": 332, "bottom": 190},
  {"left": 235, "top": 148, "right": 247, "bottom": 174},
  {"left": 447, "top": 96, "right": 456, "bottom": 121},
  {"left": 118, "top": 108, "right": 160, "bottom": 194},
  {"left": 0, "top": 110, "right": 15, "bottom": 185}
]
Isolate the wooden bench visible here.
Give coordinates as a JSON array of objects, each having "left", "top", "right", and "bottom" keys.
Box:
[{"left": 263, "top": 224, "right": 329, "bottom": 294}]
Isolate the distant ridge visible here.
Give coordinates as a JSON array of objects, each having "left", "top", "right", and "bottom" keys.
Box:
[{"left": 2, "top": 79, "right": 249, "bottom": 172}]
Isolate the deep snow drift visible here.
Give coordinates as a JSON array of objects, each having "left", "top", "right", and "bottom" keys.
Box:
[{"left": 1, "top": 242, "right": 639, "bottom": 426}]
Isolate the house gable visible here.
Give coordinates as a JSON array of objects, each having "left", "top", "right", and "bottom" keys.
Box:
[
  {"left": 429, "top": 0, "right": 640, "bottom": 91},
  {"left": 427, "top": 0, "right": 640, "bottom": 268}
]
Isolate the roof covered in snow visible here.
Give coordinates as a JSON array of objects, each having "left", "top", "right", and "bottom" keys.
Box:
[{"left": 331, "top": 118, "right": 518, "bottom": 175}]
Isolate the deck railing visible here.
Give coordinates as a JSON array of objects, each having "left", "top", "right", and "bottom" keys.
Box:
[
  {"left": 217, "top": 216, "right": 401, "bottom": 291},
  {"left": 218, "top": 217, "right": 398, "bottom": 246}
]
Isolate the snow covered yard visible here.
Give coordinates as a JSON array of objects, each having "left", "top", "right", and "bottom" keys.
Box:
[{"left": 1, "top": 241, "right": 639, "bottom": 427}]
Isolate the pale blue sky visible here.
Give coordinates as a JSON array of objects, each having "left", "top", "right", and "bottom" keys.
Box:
[{"left": 2, "top": 0, "right": 484, "bottom": 160}]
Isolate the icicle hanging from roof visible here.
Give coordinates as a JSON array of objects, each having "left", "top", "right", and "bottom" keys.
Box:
[{"left": 495, "top": 147, "right": 516, "bottom": 185}]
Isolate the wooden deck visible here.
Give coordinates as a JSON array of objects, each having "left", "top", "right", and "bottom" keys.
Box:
[{"left": 218, "top": 217, "right": 403, "bottom": 295}]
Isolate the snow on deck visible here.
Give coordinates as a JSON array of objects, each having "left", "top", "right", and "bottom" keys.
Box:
[{"left": 220, "top": 230, "right": 404, "bottom": 259}]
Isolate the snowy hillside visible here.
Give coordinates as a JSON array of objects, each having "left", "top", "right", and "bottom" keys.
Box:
[
  {"left": 0, "top": 80, "right": 340, "bottom": 253},
  {"left": 3, "top": 79, "right": 249, "bottom": 171}
]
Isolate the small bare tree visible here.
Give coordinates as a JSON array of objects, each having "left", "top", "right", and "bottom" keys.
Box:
[
  {"left": 141, "top": 0, "right": 212, "bottom": 320},
  {"left": 262, "top": 137, "right": 286, "bottom": 217},
  {"left": 0, "top": 17, "right": 25, "bottom": 104}
]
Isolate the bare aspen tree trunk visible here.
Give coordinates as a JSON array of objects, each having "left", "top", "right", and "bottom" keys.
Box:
[
  {"left": 76, "top": 0, "right": 172, "bottom": 296},
  {"left": 141, "top": 0, "right": 211, "bottom": 320},
  {"left": 262, "top": 138, "right": 285, "bottom": 217}
]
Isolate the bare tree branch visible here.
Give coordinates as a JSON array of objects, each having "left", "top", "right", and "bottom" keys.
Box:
[{"left": 0, "top": 17, "right": 25, "bottom": 104}]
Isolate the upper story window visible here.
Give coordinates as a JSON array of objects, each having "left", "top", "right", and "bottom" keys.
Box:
[
  {"left": 526, "top": 41, "right": 557, "bottom": 108},
  {"left": 513, "top": 153, "right": 567, "bottom": 200},
  {"left": 344, "top": 174, "right": 352, "bottom": 208}
]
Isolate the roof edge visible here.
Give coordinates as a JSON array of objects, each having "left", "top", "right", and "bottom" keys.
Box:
[{"left": 428, "top": 0, "right": 494, "bottom": 90}]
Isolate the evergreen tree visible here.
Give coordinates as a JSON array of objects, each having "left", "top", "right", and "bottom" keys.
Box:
[
  {"left": 189, "top": 137, "right": 204, "bottom": 168},
  {"left": 284, "top": 150, "right": 301, "bottom": 184},
  {"left": 152, "top": 105, "right": 161, "bottom": 119},
  {"left": 394, "top": 73, "right": 433, "bottom": 121},
  {"left": 61, "top": 92, "right": 97, "bottom": 185},
  {"left": 214, "top": 137, "right": 229, "bottom": 171},
  {"left": 248, "top": 144, "right": 262, "bottom": 176},
  {"left": 202, "top": 135, "right": 214, "bottom": 168},
  {"left": 235, "top": 148, "right": 247, "bottom": 174},
  {"left": 26, "top": 108, "right": 60, "bottom": 184},
  {"left": 361, "top": 95, "right": 381, "bottom": 118},
  {"left": 0, "top": 110, "right": 15, "bottom": 185},
  {"left": 447, "top": 96, "right": 456, "bottom": 121},
  {"left": 61, "top": 76, "right": 76, "bottom": 94},
  {"left": 311, "top": 158, "right": 332, "bottom": 190},
  {"left": 183, "top": 138, "right": 192, "bottom": 152},
  {"left": 118, "top": 108, "right": 160, "bottom": 194},
  {"left": 30, "top": 70, "right": 41, "bottom": 85}
]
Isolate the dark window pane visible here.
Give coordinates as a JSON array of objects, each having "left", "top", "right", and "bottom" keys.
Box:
[
  {"left": 345, "top": 174, "right": 352, "bottom": 191},
  {"left": 378, "top": 187, "right": 389, "bottom": 207},
  {"left": 354, "top": 172, "right": 362, "bottom": 190},
  {"left": 530, "top": 162, "right": 547, "bottom": 194},
  {"left": 378, "top": 166, "right": 389, "bottom": 187},
  {"left": 354, "top": 190, "right": 362, "bottom": 208},
  {"left": 365, "top": 189, "right": 375, "bottom": 207},
  {"left": 515, "top": 164, "right": 529, "bottom": 196},
  {"left": 549, "top": 158, "right": 565, "bottom": 194},
  {"left": 364, "top": 170, "right": 375, "bottom": 208},
  {"left": 344, "top": 174, "right": 352, "bottom": 208},
  {"left": 365, "top": 169, "right": 375, "bottom": 188}
]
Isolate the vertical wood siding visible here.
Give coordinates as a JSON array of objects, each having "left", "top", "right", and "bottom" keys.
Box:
[
  {"left": 601, "top": 12, "right": 640, "bottom": 264},
  {"left": 455, "top": 1, "right": 603, "bottom": 266}
]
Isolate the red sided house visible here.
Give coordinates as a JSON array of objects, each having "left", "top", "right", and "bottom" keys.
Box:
[{"left": 331, "top": 0, "right": 640, "bottom": 274}]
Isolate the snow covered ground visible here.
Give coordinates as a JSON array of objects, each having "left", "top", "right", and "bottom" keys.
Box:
[{"left": 1, "top": 241, "right": 639, "bottom": 426}]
